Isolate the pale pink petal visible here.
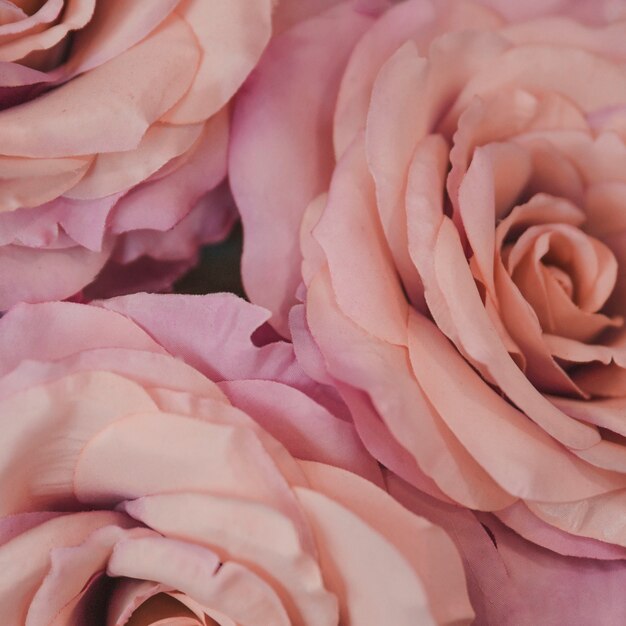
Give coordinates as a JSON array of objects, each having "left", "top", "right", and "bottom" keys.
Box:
[
  {"left": 220, "top": 379, "right": 382, "bottom": 484},
  {"left": 110, "top": 112, "right": 228, "bottom": 234},
  {"left": 0, "top": 301, "right": 165, "bottom": 377},
  {"left": 97, "top": 293, "right": 319, "bottom": 399},
  {"left": 0, "top": 242, "right": 110, "bottom": 310}
]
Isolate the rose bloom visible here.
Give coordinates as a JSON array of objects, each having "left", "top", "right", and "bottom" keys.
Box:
[
  {"left": 230, "top": 0, "right": 626, "bottom": 585},
  {"left": 0, "top": 293, "right": 472, "bottom": 625},
  {"left": 0, "top": 1, "right": 276, "bottom": 309}
]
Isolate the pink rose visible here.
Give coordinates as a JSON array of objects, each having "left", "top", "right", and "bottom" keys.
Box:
[
  {"left": 231, "top": 1, "right": 626, "bottom": 557},
  {"left": 0, "top": 294, "right": 472, "bottom": 625},
  {"left": 0, "top": 1, "right": 274, "bottom": 309}
]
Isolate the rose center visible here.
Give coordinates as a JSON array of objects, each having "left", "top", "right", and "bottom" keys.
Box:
[
  {"left": 9, "top": 0, "right": 46, "bottom": 16},
  {"left": 504, "top": 220, "right": 620, "bottom": 339}
]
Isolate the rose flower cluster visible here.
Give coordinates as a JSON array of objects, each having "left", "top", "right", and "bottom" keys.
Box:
[{"left": 3, "top": 0, "right": 626, "bottom": 624}]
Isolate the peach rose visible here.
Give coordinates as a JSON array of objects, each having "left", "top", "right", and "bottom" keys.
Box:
[
  {"left": 0, "top": 293, "right": 472, "bottom": 625},
  {"left": 0, "top": 1, "right": 275, "bottom": 309},
  {"left": 230, "top": 0, "right": 626, "bottom": 552}
]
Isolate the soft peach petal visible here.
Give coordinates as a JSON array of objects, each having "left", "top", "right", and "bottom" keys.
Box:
[
  {"left": 431, "top": 218, "right": 600, "bottom": 449},
  {"left": 65, "top": 123, "right": 204, "bottom": 200},
  {"left": 229, "top": 2, "right": 373, "bottom": 335},
  {"left": 0, "top": 372, "right": 157, "bottom": 514},
  {"left": 0, "top": 154, "right": 92, "bottom": 211},
  {"left": 0, "top": 14, "right": 199, "bottom": 157},
  {"left": 123, "top": 493, "right": 337, "bottom": 625},
  {"left": 163, "top": 0, "right": 273, "bottom": 125},
  {"left": 528, "top": 493, "right": 626, "bottom": 547},
  {"left": 295, "top": 486, "right": 435, "bottom": 626},
  {"left": 306, "top": 268, "right": 514, "bottom": 509},
  {"left": 0, "top": 511, "right": 132, "bottom": 624},
  {"left": 333, "top": 0, "right": 437, "bottom": 158},
  {"left": 450, "top": 43, "right": 626, "bottom": 117},
  {"left": 314, "top": 136, "right": 408, "bottom": 345},
  {"left": 497, "top": 501, "right": 626, "bottom": 559},
  {"left": 365, "top": 42, "right": 428, "bottom": 306},
  {"left": 62, "top": 0, "right": 180, "bottom": 76},
  {"left": 299, "top": 461, "right": 474, "bottom": 625},
  {"left": 0, "top": 0, "right": 95, "bottom": 63},
  {"left": 26, "top": 525, "right": 151, "bottom": 626},
  {"left": 408, "top": 312, "right": 622, "bottom": 501}
]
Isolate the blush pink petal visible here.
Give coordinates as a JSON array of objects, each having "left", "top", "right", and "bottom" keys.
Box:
[
  {"left": 0, "top": 348, "right": 225, "bottom": 407},
  {"left": 0, "top": 511, "right": 62, "bottom": 547},
  {"left": 0, "top": 14, "right": 199, "bottom": 157},
  {"left": 0, "top": 301, "right": 166, "bottom": 377},
  {"left": 163, "top": 0, "right": 273, "bottom": 125},
  {"left": 272, "top": 0, "right": 348, "bottom": 34},
  {"left": 0, "top": 1, "right": 27, "bottom": 26},
  {"left": 97, "top": 293, "right": 318, "bottom": 399},
  {"left": 0, "top": 193, "right": 116, "bottom": 251},
  {"left": 111, "top": 198, "right": 233, "bottom": 265},
  {"left": 0, "top": 0, "right": 61, "bottom": 45},
  {"left": 229, "top": 2, "right": 373, "bottom": 335},
  {"left": 0, "top": 154, "right": 92, "bottom": 211},
  {"left": 220, "top": 379, "right": 382, "bottom": 485}
]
